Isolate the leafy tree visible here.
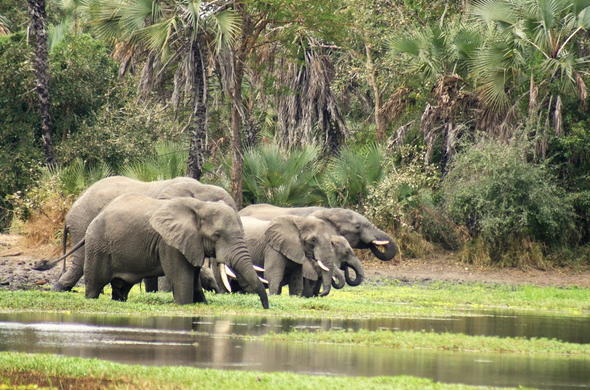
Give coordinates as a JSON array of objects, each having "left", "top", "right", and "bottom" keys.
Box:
[{"left": 87, "top": 0, "right": 240, "bottom": 180}]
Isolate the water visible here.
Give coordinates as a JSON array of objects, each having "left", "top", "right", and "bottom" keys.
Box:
[{"left": 0, "top": 312, "right": 589, "bottom": 389}]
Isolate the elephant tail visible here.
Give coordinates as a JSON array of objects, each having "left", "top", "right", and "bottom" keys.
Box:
[
  {"left": 61, "top": 224, "right": 69, "bottom": 272},
  {"left": 33, "top": 238, "right": 85, "bottom": 271}
]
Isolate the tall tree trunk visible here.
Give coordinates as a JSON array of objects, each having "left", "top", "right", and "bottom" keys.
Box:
[
  {"left": 365, "top": 43, "right": 385, "bottom": 142},
  {"left": 230, "top": 47, "right": 245, "bottom": 208},
  {"left": 28, "top": 0, "right": 56, "bottom": 166},
  {"left": 186, "top": 35, "right": 208, "bottom": 179}
]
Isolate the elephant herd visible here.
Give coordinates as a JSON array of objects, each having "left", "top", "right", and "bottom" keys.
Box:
[{"left": 35, "top": 176, "right": 398, "bottom": 309}]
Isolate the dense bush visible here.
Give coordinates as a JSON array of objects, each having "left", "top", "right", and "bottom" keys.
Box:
[
  {"left": 0, "top": 33, "right": 123, "bottom": 230},
  {"left": 364, "top": 146, "right": 464, "bottom": 256},
  {"left": 322, "top": 144, "right": 384, "bottom": 207},
  {"left": 240, "top": 143, "right": 324, "bottom": 206},
  {"left": 441, "top": 140, "right": 576, "bottom": 265}
]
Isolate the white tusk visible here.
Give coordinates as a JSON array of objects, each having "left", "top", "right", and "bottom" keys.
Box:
[
  {"left": 317, "top": 260, "right": 329, "bottom": 272},
  {"left": 219, "top": 264, "right": 232, "bottom": 292},
  {"left": 204, "top": 258, "right": 210, "bottom": 268},
  {"left": 225, "top": 266, "right": 237, "bottom": 279},
  {"left": 253, "top": 265, "right": 265, "bottom": 272},
  {"left": 258, "top": 276, "right": 269, "bottom": 285},
  {"left": 332, "top": 276, "right": 338, "bottom": 283},
  {"left": 372, "top": 240, "right": 389, "bottom": 246}
]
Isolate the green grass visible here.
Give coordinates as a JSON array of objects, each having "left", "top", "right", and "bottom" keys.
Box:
[
  {"left": 0, "top": 352, "right": 518, "bottom": 390},
  {"left": 1, "top": 281, "right": 588, "bottom": 319},
  {"left": 261, "top": 329, "right": 590, "bottom": 357}
]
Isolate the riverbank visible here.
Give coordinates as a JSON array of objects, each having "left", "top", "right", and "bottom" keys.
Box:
[{"left": 0, "top": 352, "right": 523, "bottom": 390}]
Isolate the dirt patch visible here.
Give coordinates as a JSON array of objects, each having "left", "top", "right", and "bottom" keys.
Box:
[
  {"left": 1, "top": 370, "right": 132, "bottom": 390},
  {"left": 2, "top": 233, "right": 590, "bottom": 290},
  {"left": 0, "top": 234, "right": 67, "bottom": 291}
]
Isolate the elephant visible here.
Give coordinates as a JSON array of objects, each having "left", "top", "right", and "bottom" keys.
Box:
[
  {"left": 83, "top": 194, "right": 269, "bottom": 308},
  {"left": 239, "top": 205, "right": 398, "bottom": 268},
  {"left": 302, "top": 235, "right": 364, "bottom": 297},
  {"left": 238, "top": 216, "right": 335, "bottom": 297},
  {"left": 52, "top": 175, "right": 237, "bottom": 292}
]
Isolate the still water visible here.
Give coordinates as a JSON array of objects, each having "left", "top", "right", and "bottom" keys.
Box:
[{"left": 0, "top": 312, "right": 589, "bottom": 389}]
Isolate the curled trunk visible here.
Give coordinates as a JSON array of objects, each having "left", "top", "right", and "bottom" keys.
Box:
[
  {"left": 332, "top": 268, "right": 345, "bottom": 289},
  {"left": 343, "top": 261, "right": 364, "bottom": 286}
]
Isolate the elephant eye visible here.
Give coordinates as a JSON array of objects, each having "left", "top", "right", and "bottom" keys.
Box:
[
  {"left": 354, "top": 223, "right": 361, "bottom": 230},
  {"left": 212, "top": 232, "right": 221, "bottom": 240}
]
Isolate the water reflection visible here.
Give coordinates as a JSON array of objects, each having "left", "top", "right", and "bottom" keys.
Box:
[
  {"left": 0, "top": 312, "right": 589, "bottom": 389},
  {"left": 1, "top": 311, "right": 588, "bottom": 343}
]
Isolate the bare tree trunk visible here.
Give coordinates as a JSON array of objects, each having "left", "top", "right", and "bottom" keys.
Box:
[
  {"left": 365, "top": 43, "right": 385, "bottom": 142},
  {"left": 186, "top": 35, "right": 208, "bottom": 179},
  {"left": 28, "top": 0, "right": 56, "bottom": 166},
  {"left": 230, "top": 47, "right": 245, "bottom": 208}
]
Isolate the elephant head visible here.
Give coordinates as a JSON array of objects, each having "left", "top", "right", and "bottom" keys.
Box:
[
  {"left": 150, "top": 199, "right": 268, "bottom": 308},
  {"left": 266, "top": 216, "right": 334, "bottom": 296},
  {"left": 155, "top": 178, "right": 237, "bottom": 210},
  {"left": 330, "top": 235, "right": 364, "bottom": 286},
  {"left": 310, "top": 208, "right": 397, "bottom": 261}
]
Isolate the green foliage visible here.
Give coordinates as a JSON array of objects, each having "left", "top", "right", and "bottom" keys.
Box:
[
  {"left": 241, "top": 143, "right": 324, "bottom": 206},
  {"left": 364, "top": 146, "right": 463, "bottom": 254},
  {"left": 442, "top": 140, "right": 576, "bottom": 264},
  {"left": 49, "top": 34, "right": 119, "bottom": 141},
  {"left": 58, "top": 101, "right": 181, "bottom": 170},
  {"left": 322, "top": 144, "right": 385, "bottom": 207},
  {"left": 122, "top": 141, "right": 188, "bottom": 181}
]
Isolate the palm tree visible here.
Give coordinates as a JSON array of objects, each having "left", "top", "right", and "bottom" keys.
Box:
[
  {"left": 27, "top": 0, "right": 57, "bottom": 166},
  {"left": 87, "top": 0, "right": 239, "bottom": 179},
  {"left": 471, "top": 0, "right": 590, "bottom": 142}
]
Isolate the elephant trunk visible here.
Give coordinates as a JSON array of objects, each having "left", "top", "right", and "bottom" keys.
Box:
[
  {"left": 319, "top": 269, "right": 332, "bottom": 297},
  {"left": 367, "top": 230, "right": 398, "bottom": 261},
  {"left": 343, "top": 258, "right": 365, "bottom": 286},
  {"left": 331, "top": 268, "right": 346, "bottom": 289},
  {"left": 222, "top": 240, "right": 269, "bottom": 309}
]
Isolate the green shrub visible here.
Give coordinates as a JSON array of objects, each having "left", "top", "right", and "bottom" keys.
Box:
[
  {"left": 241, "top": 143, "right": 324, "bottom": 206},
  {"left": 122, "top": 141, "right": 188, "bottom": 181},
  {"left": 442, "top": 140, "right": 576, "bottom": 265},
  {"left": 322, "top": 144, "right": 384, "bottom": 207},
  {"left": 364, "top": 146, "right": 462, "bottom": 255}
]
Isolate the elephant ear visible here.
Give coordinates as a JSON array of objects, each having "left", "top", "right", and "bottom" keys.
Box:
[
  {"left": 149, "top": 199, "right": 204, "bottom": 267},
  {"left": 302, "top": 259, "right": 319, "bottom": 281},
  {"left": 265, "top": 216, "right": 306, "bottom": 264}
]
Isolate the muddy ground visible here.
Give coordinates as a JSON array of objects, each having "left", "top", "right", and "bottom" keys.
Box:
[{"left": 1, "top": 233, "right": 589, "bottom": 290}]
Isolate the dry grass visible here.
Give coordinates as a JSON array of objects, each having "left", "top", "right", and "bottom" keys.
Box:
[
  {"left": 10, "top": 194, "right": 72, "bottom": 257},
  {"left": 1, "top": 369, "right": 132, "bottom": 390},
  {"left": 459, "top": 237, "right": 550, "bottom": 270}
]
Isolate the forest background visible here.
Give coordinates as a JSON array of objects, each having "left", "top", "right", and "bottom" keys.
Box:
[{"left": 2, "top": 0, "right": 590, "bottom": 269}]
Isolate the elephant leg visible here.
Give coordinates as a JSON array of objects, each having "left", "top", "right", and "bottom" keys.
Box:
[
  {"left": 111, "top": 278, "right": 133, "bottom": 302},
  {"left": 193, "top": 268, "right": 207, "bottom": 304},
  {"left": 288, "top": 267, "right": 303, "bottom": 296},
  {"left": 144, "top": 277, "right": 158, "bottom": 293},
  {"left": 158, "top": 276, "right": 172, "bottom": 292},
  {"left": 302, "top": 278, "right": 314, "bottom": 298},
  {"left": 312, "top": 279, "right": 322, "bottom": 296},
  {"left": 83, "top": 247, "right": 110, "bottom": 299},
  {"left": 159, "top": 246, "right": 194, "bottom": 305},
  {"left": 264, "top": 248, "right": 286, "bottom": 295}
]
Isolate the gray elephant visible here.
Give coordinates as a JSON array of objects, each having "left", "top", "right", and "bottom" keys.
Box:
[
  {"left": 53, "top": 176, "right": 236, "bottom": 292},
  {"left": 239, "top": 205, "right": 397, "bottom": 269},
  {"left": 84, "top": 194, "right": 269, "bottom": 308},
  {"left": 303, "top": 235, "right": 363, "bottom": 297},
  {"left": 144, "top": 261, "right": 220, "bottom": 293},
  {"left": 238, "top": 216, "right": 335, "bottom": 296}
]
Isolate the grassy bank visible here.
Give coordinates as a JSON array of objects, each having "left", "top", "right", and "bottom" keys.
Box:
[
  {"left": 0, "top": 352, "right": 495, "bottom": 390},
  {"left": 0, "top": 281, "right": 588, "bottom": 319},
  {"left": 261, "top": 329, "right": 590, "bottom": 357}
]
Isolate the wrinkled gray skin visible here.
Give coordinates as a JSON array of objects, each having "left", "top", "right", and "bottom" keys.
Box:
[
  {"left": 84, "top": 194, "right": 268, "bottom": 308},
  {"left": 144, "top": 264, "right": 220, "bottom": 293},
  {"left": 239, "top": 205, "right": 397, "bottom": 270},
  {"left": 303, "top": 235, "right": 364, "bottom": 296},
  {"left": 239, "top": 216, "right": 335, "bottom": 297},
  {"left": 55, "top": 176, "right": 236, "bottom": 292}
]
